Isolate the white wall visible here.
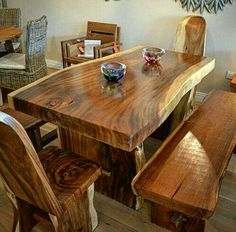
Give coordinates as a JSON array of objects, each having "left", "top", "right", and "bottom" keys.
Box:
[{"left": 8, "top": 0, "right": 236, "bottom": 92}]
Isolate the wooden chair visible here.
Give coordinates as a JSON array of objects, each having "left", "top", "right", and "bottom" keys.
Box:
[
  {"left": 173, "top": 15, "right": 206, "bottom": 56},
  {"left": 61, "top": 21, "right": 120, "bottom": 68},
  {"left": 172, "top": 15, "right": 207, "bottom": 124},
  {"left": 151, "top": 15, "right": 207, "bottom": 140},
  {"left": 1, "top": 107, "right": 57, "bottom": 152},
  {"left": 93, "top": 41, "right": 121, "bottom": 59},
  {"left": 0, "top": 111, "right": 101, "bottom": 232}
]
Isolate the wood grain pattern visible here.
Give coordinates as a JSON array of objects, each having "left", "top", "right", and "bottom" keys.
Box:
[
  {"left": 173, "top": 15, "right": 206, "bottom": 56},
  {"left": 1, "top": 160, "right": 236, "bottom": 231},
  {"left": 150, "top": 16, "right": 206, "bottom": 141},
  {"left": 0, "top": 26, "right": 22, "bottom": 41},
  {"left": 59, "top": 127, "right": 145, "bottom": 209},
  {"left": 151, "top": 203, "right": 205, "bottom": 232},
  {"left": 0, "top": 112, "right": 63, "bottom": 216},
  {"left": 0, "top": 26, "right": 22, "bottom": 53},
  {"left": 132, "top": 90, "right": 236, "bottom": 221},
  {"left": 8, "top": 46, "right": 215, "bottom": 152},
  {"left": 230, "top": 75, "right": 236, "bottom": 89},
  {"left": 61, "top": 21, "right": 119, "bottom": 68},
  {"left": 1, "top": 107, "right": 42, "bottom": 130},
  {"left": 86, "top": 21, "right": 118, "bottom": 44},
  {"left": 0, "top": 111, "right": 101, "bottom": 231},
  {"left": 1, "top": 107, "right": 57, "bottom": 152}
]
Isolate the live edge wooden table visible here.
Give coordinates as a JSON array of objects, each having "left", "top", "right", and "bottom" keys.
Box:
[
  {"left": 0, "top": 26, "right": 22, "bottom": 53},
  {"left": 8, "top": 46, "right": 215, "bottom": 209}
]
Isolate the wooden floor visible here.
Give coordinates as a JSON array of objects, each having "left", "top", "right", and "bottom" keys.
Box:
[{"left": 0, "top": 68, "right": 235, "bottom": 231}]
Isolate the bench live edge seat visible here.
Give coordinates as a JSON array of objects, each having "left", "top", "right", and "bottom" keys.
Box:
[{"left": 132, "top": 90, "right": 236, "bottom": 231}]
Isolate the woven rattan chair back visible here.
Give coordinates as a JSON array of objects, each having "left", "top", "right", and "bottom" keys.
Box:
[
  {"left": 0, "top": 8, "right": 21, "bottom": 27},
  {"left": 0, "top": 111, "right": 62, "bottom": 216},
  {"left": 25, "top": 15, "right": 48, "bottom": 72},
  {"left": 0, "top": 8, "right": 22, "bottom": 51}
]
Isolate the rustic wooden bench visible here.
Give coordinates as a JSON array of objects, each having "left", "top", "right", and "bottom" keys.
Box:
[{"left": 132, "top": 90, "right": 236, "bottom": 232}]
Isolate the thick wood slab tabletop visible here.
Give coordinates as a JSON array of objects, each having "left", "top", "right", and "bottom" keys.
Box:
[
  {"left": 132, "top": 90, "right": 236, "bottom": 218},
  {"left": 0, "top": 26, "right": 22, "bottom": 41},
  {"left": 9, "top": 46, "right": 215, "bottom": 151}
]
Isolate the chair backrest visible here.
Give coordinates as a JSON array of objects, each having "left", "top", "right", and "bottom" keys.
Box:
[
  {"left": 25, "top": 15, "right": 48, "bottom": 72},
  {"left": 0, "top": 8, "right": 21, "bottom": 28},
  {"left": 173, "top": 15, "right": 206, "bottom": 56},
  {"left": 94, "top": 41, "right": 120, "bottom": 59},
  {"left": 0, "top": 8, "right": 21, "bottom": 47},
  {"left": 86, "top": 21, "right": 119, "bottom": 44},
  {"left": 0, "top": 111, "right": 62, "bottom": 216}
]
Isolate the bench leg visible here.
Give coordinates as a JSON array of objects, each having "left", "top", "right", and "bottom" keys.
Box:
[{"left": 151, "top": 203, "right": 205, "bottom": 232}]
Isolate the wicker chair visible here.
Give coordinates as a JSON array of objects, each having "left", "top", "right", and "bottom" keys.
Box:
[
  {"left": 0, "top": 15, "right": 48, "bottom": 105},
  {"left": 0, "top": 8, "right": 22, "bottom": 54}
]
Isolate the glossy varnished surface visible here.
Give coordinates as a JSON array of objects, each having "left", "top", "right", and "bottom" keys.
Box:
[
  {"left": 132, "top": 90, "right": 236, "bottom": 219},
  {"left": 9, "top": 46, "right": 215, "bottom": 151},
  {"left": 173, "top": 15, "right": 206, "bottom": 56},
  {"left": 0, "top": 111, "right": 101, "bottom": 231}
]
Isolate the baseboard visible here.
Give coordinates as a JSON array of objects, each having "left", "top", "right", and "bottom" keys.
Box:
[
  {"left": 195, "top": 91, "right": 208, "bottom": 103},
  {"left": 46, "top": 59, "right": 63, "bottom": 69}
]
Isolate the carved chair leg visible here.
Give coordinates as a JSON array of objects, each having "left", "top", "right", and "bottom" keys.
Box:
[{"left": 49, "top": 188, "right": 93, "bottom": 232}]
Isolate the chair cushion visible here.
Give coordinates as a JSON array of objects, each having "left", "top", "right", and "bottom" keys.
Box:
[
  {"left": 0, "top": 42, "right": 21, "bottom": 52},
  {"left": 0, "top": 53, "right": 25, "bottom": 69}
]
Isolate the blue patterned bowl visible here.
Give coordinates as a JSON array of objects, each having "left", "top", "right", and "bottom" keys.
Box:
[{"left": 101, "top": 62, "right": 126, "bottom": 82}]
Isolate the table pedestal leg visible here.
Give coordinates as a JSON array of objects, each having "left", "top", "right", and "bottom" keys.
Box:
[
  {"left": 150, "top": 89, "right": 196, "bottom": 140},
  {"left": 59, "top": 127, "right": 145, "bottom": 209}
]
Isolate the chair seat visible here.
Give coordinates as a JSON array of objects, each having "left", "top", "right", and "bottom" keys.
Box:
[
  {"left": 39, "top": 145, "right": 101, "bottom": 208},
  {"left": 0, "top": 52, "right": 25, "bottom": 69},
  {"left": 0, "top": 42, "right": 21, "bottom": 52}
]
